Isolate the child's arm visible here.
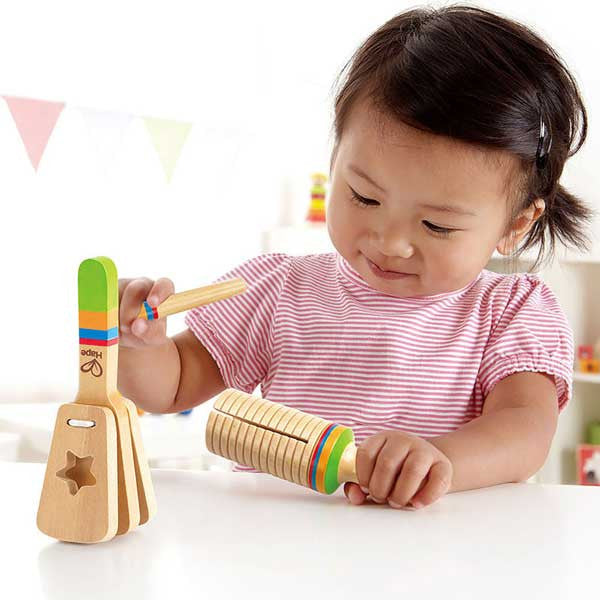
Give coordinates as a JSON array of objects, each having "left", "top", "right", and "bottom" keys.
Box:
[
  {"left": 428, "top": 371, "right": 559, "bottom": 492},
  {"left": 117, "top": 277, "right": 226, "bottom": 413},
  {"left": 118, "top": 330, "right": 226, "bottom": 414},
  {"left": 344, "top": 370, "right": 559, "bottom": 509}
]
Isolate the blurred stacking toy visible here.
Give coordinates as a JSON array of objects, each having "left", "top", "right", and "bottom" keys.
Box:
[
  {"left": 586, "top": 421, "right": 600, "bottom": 445},
  {"left": 305, "top": 172, "right": 327, "bottom": 223},
  {"left": 37, "top": 257, "right": 155, "bottom": 543},
  {"left": 206, "top": 388, "right": 359, "bottom": 494},
  {"left": 577, "top": 344, "right": 600, "bottom": 373}
]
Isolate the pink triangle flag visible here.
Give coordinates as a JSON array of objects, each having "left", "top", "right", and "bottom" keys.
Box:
[{"left": 3, "top": 96, "right": 65, "bottom": 171}]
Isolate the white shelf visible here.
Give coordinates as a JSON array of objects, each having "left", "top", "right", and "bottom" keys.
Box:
[
  {"left": 573, "top": 372, "right": 600, "bottom": 384},
  {"left": 490, "top": 249, "right": 600, "bottom": 265}
]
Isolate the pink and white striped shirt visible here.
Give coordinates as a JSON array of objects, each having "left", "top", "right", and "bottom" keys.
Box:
[{"left": 185, "top": 252, "right": 573, "bottom": 472}]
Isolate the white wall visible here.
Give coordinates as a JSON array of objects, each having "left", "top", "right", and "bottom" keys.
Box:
[{"left": 0, "top": 0, "right": 598, "bottom": 400}]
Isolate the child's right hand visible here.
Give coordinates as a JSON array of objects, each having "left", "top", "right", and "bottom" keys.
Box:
[{"left": 118, "top": 277, "right": 175, "bottom": 349}]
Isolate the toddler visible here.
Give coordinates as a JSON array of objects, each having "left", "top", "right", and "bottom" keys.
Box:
[{"left": 118, "top": 5, "right": 593, "bottom": 510}]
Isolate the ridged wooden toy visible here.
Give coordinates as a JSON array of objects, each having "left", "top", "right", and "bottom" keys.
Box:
[
  {"left": 206, "top": 388, "right": 359, "bottom": 494},
  {"left": 37, "top": 257, "right": 156, "bottom": 543}
]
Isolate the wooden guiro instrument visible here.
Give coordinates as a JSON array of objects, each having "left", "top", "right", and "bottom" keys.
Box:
[
  {"left": 206, "top": 388, "right": 359, "bottom": 494},
  {"left": 137, "top": 278, "right": 246, "bottom": 320}
]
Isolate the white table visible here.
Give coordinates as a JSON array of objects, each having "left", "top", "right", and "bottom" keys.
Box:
[{"left": 2, "top": 462, "right": 599, "bottom": 599}]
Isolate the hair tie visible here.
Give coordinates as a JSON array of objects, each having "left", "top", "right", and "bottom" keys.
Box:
[{"left": 536, "top": 112, "right": 552, "bottom": 169}]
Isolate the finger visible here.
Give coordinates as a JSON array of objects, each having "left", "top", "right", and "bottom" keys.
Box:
[
  {"left": 120, "top": 278, "right": 154, "bottom": 333},
  {"left": 118, "top": 278, "right": 134, "bottom": 332},
  {"left": 134, "top": 278, "right": 175, "bottom": 344},
  {"left": 118, "top": 278, "right": 134, "bottom": 302},
  {"left": 409, "top": 461, "right": 453, "bottom": 508},
  {"left": 388, "top": 450, "right": 432, "bottom": 507},
  {"left": 356, "top": 434, "right": 388, "bottom": 488},
  {"left": 355, "top": 433, "right": 388, "bottom": 491},
  {"left": 344, "top": 482, "right": 367, "bottom": 505},
  {"left": 146, "top": 277, "right": 175, "bottom": 307},
  {"left": 368, "top": 441, "right": 408, "bottom": 503},
  {"left": 136, "top": 316, "right": 172, "bottom": 345}
]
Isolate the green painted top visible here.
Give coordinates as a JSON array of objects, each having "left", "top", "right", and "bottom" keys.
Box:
[{"left": 78, "top": 257, "right": 118, "bottom": 312}]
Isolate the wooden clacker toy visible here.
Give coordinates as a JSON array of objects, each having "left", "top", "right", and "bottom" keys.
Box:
[
  {"left": 37, "top": 257, "right": 148, "bottom": 543},
  {"left": 206, "top": 388, "right": 359, "bottom": 494},
  {"left": 37, "top": 258, "right": 247, "bottom": 543}
]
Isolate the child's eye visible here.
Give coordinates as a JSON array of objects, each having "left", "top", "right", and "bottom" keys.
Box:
[
  {"left": 423, "top": 221, "right": 455, "bottom": 237},
  {"left": 349, "top": 186, "right": 457, "bottom": 237},
  {"left": 349, "top": 188, "right": 379, "bottom": 207}
]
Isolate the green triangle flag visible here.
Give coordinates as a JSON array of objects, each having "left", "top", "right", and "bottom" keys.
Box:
[{"left": 143, "top": 117, "right": 192, "bottom": 182}]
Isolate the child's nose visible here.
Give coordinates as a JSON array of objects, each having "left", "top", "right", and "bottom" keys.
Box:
[{"left": 371, "top": 225, "right": 415, "bottom": 259}]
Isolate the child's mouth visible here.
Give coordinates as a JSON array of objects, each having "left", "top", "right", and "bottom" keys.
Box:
[{"left": 366, "top": 257, "right": 415, "bottom": 280}]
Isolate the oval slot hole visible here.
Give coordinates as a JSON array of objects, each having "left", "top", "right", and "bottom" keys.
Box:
[{"left": 67, "top": 418, "right": 96, "bottom": 428}]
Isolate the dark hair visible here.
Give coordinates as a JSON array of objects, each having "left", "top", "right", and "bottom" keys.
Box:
[{"left": 328, "top": 4, "right": 594, "bottom": 271}]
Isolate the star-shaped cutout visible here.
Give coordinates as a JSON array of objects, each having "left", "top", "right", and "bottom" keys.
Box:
[{"left": 56, "top": 451, "right": 97, "bottom": 495}]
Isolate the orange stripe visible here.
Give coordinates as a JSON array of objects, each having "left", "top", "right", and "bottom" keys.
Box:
[{"left": 78, "top": 308, "right": 119, "bottom": 329}]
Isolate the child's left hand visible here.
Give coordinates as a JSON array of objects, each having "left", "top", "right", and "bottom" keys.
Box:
[{"left": 344, "top": 430, "right": 453, "bottom": 510}]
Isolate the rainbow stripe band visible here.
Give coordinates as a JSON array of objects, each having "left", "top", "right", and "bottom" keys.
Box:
[
  {"left": 308, "top": 424, "right": 354, "bottom": 494},
  {"left": 143, "top": 301, "right": 159, "bottom": 320},
  {"left": 79, "top": 327, "right": 119, "bottom": 347},
  {"left": 78, "top": 310, "right": 119, "bottom": 347}
]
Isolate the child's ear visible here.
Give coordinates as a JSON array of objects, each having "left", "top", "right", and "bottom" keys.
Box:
[{"left": 496, "top": 199, "right": 545, "bottom": 255}]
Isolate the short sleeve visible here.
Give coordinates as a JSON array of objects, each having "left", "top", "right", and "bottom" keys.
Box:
[
  {"left": 184, "top": 253, "right": 293, "bottom": 394},
  {"left": 477, "top": 274, "right": 574, "bottom": 412}
]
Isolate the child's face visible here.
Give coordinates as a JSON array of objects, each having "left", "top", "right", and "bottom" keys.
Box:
[{"left": 327, "top": 99, "right": 522, "bottom": 297}]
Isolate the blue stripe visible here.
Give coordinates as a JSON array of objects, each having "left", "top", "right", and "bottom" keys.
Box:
[
  {"left": 143, "top": 301, "right": 155, "bottom": 320},
  {"left": 78, "top": 327, "right": 119, "bottom": 340},
  {"left": 310, "top": 424, "right": 335, "bottom": 490}
]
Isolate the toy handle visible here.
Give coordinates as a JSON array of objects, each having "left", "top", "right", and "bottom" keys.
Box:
[{"left": 338, "top": 442, "right": 359, "bottom": 485}]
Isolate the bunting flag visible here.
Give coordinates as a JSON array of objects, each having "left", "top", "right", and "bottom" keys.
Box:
[
  {"left": 1, "top": 94, "right": 198, "bottom": 182},
  {"left": 78, "top": 107, "right": 134, "bottom": 179},
  {"left": 143, "top": 117, "right": 192, "bottom": 182},
  {"left": 2, "top": 96, "right": 65, "bottom": 171}
]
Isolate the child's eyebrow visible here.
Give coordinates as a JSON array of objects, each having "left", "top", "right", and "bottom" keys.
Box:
[
  {"left": 419, "top": 203, "right": 477, "bottom": 217},
  {"left": 347, "top": 163, "right": 477, "bottom": 217},
  {"left": 348, "top": 163, "right": 387, "bottom": 193}
]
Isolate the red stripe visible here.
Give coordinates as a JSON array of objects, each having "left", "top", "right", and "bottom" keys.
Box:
[{"left": 79, "top": 337, "right": 119, "bottom": 346}]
